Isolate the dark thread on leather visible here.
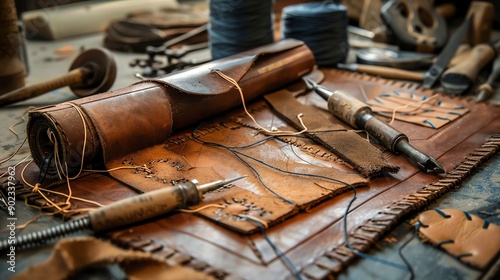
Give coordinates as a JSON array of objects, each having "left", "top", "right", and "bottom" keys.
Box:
[
  {"left": 301, "top": 134, "right": 500, "bottom": 278},
  {"left": 436, "top": 240, "right": 454, "bottom": 248},
  {"left": 456, "top": 253, "right": 474, "bottom": 259},
  {"left": 433, "top": 208, "right": 451, "bottom": 218},
  {"left": 483, "top": 220, "right": 490, "bottom": 229},
  {"left": 416, "top": 220, "right": 429, "bottom": 228},
  {"left": 463, "top": 211, "right": 472, "bottom": 221}
]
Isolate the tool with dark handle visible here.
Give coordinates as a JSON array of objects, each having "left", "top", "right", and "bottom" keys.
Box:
[
  {"left": 303, "top": 78, "right": 445, "bottom": 174},
  {"left": 0, "top": 48, "right": 116, "bottom": 107},
  {"left": 440, "top": 44, "right": 496, "bottom": 95},
  {"left": 0, "top": 176, "right": 245, "bottom": 251},
  {"left": 422, "top": 16, "right": 472, "bottom": 89},
  {"left": 476, "top": 54, "right": 500, "bottom": 102}
]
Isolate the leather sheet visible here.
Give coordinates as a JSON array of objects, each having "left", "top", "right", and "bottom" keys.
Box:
[{"left": 19, "top": 64, "right": 499, "bottom": 278}]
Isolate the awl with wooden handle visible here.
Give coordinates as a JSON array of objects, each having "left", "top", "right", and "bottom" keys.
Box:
[
  {"left": 303, "top": 77, "right": 445, "bottom": 175},
  {"left": 0, "top": 176, "right": 246, "bottom": 251},
  {"left": 440, "top": 43, "right": 496, "bottom": 95}
]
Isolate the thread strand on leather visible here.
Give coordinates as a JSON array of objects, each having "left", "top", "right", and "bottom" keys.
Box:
[{"left": 213, "top": 69, "right": 308, "bottom": 136}]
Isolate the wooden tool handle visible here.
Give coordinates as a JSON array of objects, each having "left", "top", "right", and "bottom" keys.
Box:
[
  {"left": 357, "top": 64, "right": 424, "bottom": 81},
  {"left": 0, "top": 68, "right": 83, "bottom": 106},
  {"left": 443, "top": 44, "right": 495, "bottom": 81},
  {"left": 466, "top": 1, "right": 494, "bottom": 46}
]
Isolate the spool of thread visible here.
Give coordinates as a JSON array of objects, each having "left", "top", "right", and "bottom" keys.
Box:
[
  {"left": 281, "top": 1, "right": 349, "bottom": 67},
  {"left": 0, "top": 0, "right": 25, "bottom": 95},
  {"left": 209, "top": 0, "right": 274, "bottom": 60}
]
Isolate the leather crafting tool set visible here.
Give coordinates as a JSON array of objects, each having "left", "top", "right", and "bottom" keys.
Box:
[{"left": 1, "top": 0, "right": 499, "bottom": 279}]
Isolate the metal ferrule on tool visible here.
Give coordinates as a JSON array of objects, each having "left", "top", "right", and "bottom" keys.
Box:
[{"left": 304, "top": 77, "right": 445, "bottom": 174}]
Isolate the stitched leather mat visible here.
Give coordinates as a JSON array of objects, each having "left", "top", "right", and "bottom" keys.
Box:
[{"left": 15, "top": 69, "right": 499, "bottom": 279}]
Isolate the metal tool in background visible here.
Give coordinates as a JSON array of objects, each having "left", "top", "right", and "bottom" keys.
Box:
[
  {"left": 440, "top": 43, "right": 497, "bottom": 95},
  {"left": 476, "top": 49, "right": 500, "bottom": 102},
  {"left": 422, "top": 16, "right": 472, "bottom": 89},
  {"left": 338, "top": 63, "right": 424, "bottom": 81},
  {"left": 380, "top": 0, "right": 447, "bottom": 52},
  {"left": 355, "top": 48, "right": 435, "bottom": 70},
  {"left": 347, "top": 26, "right": 400, "bottom": 51},
  {"left": 130, "top": 24, "right": 210, "bottom": 77},
  {"left": 303, "top": 77, "right": 445, "bottom": 175},
  {"left": 0, "top": 176, "right": 246, "bottom": 251},
  {"left": 0, "top": 48, "right": 116, "bottom": 107}
]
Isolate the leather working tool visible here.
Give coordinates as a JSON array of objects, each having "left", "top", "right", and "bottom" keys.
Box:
[
  {"left": 130, "top": 24, "right": 209, "bottom": 77},
  {"left": 422, "top": 16, "right": 472, "bottom": 89},
  {"left": 0, "top": 176, "right": 245, "bottom": 251},
  {"left": 0, "top": 48, "right": 116, "bottom": 107},
  {"left": 355, "top": 48, "right": 434, "bottom": 70},
  {"left": 303, "top": 77, "right": 445, "bottom": 174},
  {"left": 464, "top": 1, "right": 495, "bottom": 46},
  {"left": 476, "top": 50, "right": 500, "bottom": 102},
  {"left": 380, "top": 0, "right": 447, "bottom": 52},
  {"left": 440, "top": 43, "right": 497, "bottom": 95},
  {"left": 337, "top": 63, "right": 424, "bottom": 81}
]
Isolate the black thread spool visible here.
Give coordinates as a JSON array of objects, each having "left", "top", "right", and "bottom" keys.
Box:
[
  {"left": 209, "top": 0, "right": 274, "bottom": 60},
  {"left": 0, "top": 0, "right": 25, "bottom": 95},
  {"left": 281, "top": 2, "right": 349, "bottom": 67}
]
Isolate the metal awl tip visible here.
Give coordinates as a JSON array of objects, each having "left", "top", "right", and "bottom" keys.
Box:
[
  {"left": 198, "top": 175, "right": 247, "bottom": 194},
  {"left": 302, "top": 77, "right": 316, "bottom": 90}
]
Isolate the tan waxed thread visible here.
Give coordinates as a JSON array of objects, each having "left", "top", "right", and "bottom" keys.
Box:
[{"left": 212, "top": 69, "right": 308, "bottom": 136}]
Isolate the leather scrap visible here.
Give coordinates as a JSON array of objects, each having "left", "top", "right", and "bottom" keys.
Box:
[
  {"left": 265, "top": 89, "right": 399, "bottom": 177},
  {"left": 12, "top": 237, "right": 213, "bottom": 280},
  {"left": 366, "top": 90, "right": 469, "bottom": 129},
  {"left": 417, "top": 208, "right": 500, "bottom": 269}
]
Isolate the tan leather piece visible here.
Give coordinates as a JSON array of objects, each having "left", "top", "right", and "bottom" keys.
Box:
[
  {"left": 367, "top": 90, "right": 469, "bottom": 129},
  {"left": 417, "top": 208, "right": 500, "bottom": 269},
  {"left": 265, "top": 89, "right": 399, "bottom": 177},
  {"left": 12, "top": 237, "right": 213, "bottom": 280}
]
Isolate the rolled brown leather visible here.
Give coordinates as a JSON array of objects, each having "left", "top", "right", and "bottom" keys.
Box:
[{"left": 27, "top": 39, "right": 315, "bottom": 178}]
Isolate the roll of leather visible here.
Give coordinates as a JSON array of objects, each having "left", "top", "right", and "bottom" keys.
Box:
[{"left": 27, "top": 39, "right": 315, "bottom": 178}]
